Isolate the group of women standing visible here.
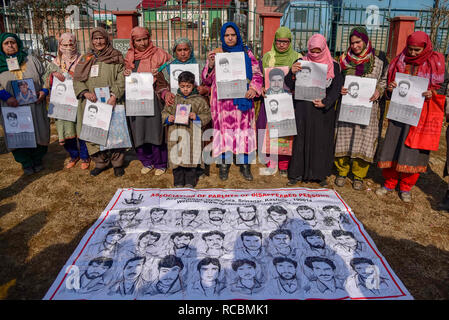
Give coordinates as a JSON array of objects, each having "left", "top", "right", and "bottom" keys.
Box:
[{"left": 0, "top": 22, "right": 448, "bottom": 204}]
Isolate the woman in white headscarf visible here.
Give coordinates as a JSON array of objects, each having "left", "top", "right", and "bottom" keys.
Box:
[{"left": 43, "top": 33, "right": 90, "bottom": 170}]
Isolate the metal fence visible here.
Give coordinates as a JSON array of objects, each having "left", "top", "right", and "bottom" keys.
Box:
[
  {"left": 281, "top": 3, "right": 449, "bottom": 63},
  {"left": 0, "top": 1, "right": 116, "bottom": 65},
  {"left": 142, "top": 2, "right": 262, "bottom": 63},
  {"left": 1, "top": 2, "right": 449, "bottom": 67}
]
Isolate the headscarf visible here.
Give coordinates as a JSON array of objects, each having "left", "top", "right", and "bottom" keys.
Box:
[
  {"left": 339, "top": 27, "right": 376, "bottom": 76},
  {"left": 53, "top": 33, "right": 81, "bottom": 74},
  {"left": 167, "top": 37, "right": 197, "bottom": 73},
  {"left": 124, "top": 26, "right": 172, "bottom": 73},
  {"left": 73, "top": 27, "right": 124, "bottom": 82},
  {"left": 302, "top": 34, "right": 335, "bottom": 80},
  {"left": 220, "top": 22, "right": 253, "bottom": 112},
  {"left": 388, "top": 31, "right": 445, "bottom": 90},
  {"left": 262, "top": 27, "right": 301, "bottom": 68},
  {"left": 0, "top": 33, "right": 28, "bottom": 73}
]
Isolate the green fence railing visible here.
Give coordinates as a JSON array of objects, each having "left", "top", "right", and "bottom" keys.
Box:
[
  {"left": 142, "top": 2, "right": 262, "bottom": 63},
  {"left": 1, "top": 1, "right": 116, "bottom": 66}
]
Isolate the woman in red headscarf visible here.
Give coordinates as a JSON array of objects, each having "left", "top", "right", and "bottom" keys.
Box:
[
  {"left": 377, "top": 31, "right": 448, "bottom": 202},
  {"left": 284, "top": 34, "right": 343, "bottom": 186},
  {"left": 124, "top": 26, "right": 173, "bottom": 176}
]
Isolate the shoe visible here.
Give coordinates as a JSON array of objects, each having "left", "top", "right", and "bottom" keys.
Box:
[
  {"left": 259, "top": 167, "right": 277, "bottom": 175},
  {"left": 239, "top": 164, "right": 253, "bottom": 181},
  {"left": 141, "top": 166, "right": 154, "bottom": 174},
  {"left": 66, "top": 157, "right": 79, "bottom": 169},
  {"left": 353, "top": 179, "right": 364, "bottom": 191},
  {"left": 174, "top": 184, "right": 184, "bottom": 188},
  {"left": 90, "top": 167, "right": 106, "bottom": 177},
  {"left": 23, "top": 167, "right": 34, "bottom": 175},
  {"left": 114, "top": 167, "right": 125, "bottom": 177},
  {"left": 438, "top": 190, "right": 449, "bottom": 211},
  {"left": 185, "top": 184, "right": 194, "bottom": 188},
  {"left": 376, "top": 186, "right": 390, "bottom": 196},
  {"left": 399, "top": 191, "right": 411, "bottom": 202},
  {"left": 80, "top": 159, "right": 90, "bottom": 170},
  {"left": 334, "top": 175, "right": 347, "bottom": 187},
  {"left": 279, "top": 170, "right": 288, "bottom": 178},
  {"left": 33, "top": 165, "right": 44, "bottom": 173},
  {"left": 219, "top": 164, "right": 231, "bottom": 181},
  {"left": 287, "top": 179, "right": 298, "bottom": 186},
  {"left": 154, "top": 168, "right": 166, "bottom": 176}
]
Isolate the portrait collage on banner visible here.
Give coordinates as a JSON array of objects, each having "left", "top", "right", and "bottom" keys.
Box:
[{"left": 45, "top": 188, "right": 412, "bottom": 300}]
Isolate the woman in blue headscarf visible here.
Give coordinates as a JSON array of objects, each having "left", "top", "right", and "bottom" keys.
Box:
[{"left": 201, "top": 22, "right": 263, "bottom": 182}]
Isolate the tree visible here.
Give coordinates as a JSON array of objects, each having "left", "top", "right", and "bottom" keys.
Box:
[{"left": 428, "top": 0, "right": 449, "bottom": 65}]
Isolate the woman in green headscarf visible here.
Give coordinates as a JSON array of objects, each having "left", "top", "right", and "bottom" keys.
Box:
[
  {"left": 258, "top": 27, "right": 302, "bottom": 177},
  {"left": 262, "top": 27, "right": 302, "bottom": 69},
  {"left": 0, "top": 33, "right": 50, "bottom": 175}
]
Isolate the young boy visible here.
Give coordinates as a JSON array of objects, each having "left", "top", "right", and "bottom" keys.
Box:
[{"left": 162, "top": 71, "right": 211, "bottom": 188}]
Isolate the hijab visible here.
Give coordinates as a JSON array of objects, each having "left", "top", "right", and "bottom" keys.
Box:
[
  {"left": 302, "top": 34, "right": 335, "bottom": 80},
  {"left": 388, "top": 31, "right": 445, "bottom": 90},
  {"left": 0, "top": 33, "right": 28, "bottom": 73},
  {"left": 339, "top": 27, "right": 376, "bottom": 76},
  {"left": 124, "top": 26, "right": 172, "bottom": 73},
  {"left": 73, "top": 27, "right": 124, "bottom": 82},
  {"left": 53, "top": 33, "right": 80, "bottom": 74},
  {"left": 220, "top": 22, "right": 253, "bottom": 81},
  {"left": 262, "top": 27, "right": 301, "bottom": 68},
  {"left": 167, "top": 37, "right": 197, "bottom": 73},
  {"left": 220, "top": 22, "right": 253, "bottom": 112}
]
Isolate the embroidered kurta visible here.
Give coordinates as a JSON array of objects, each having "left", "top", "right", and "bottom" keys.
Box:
[
  {"left": 334, "top": 55, "right": 388, "bottom": 163},
  {"left": 201, "top": 49, "right": 263, "bottom": 157}
]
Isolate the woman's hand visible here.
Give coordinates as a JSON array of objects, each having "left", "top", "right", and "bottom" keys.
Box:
[
  {"left": 207, "top": 51, "right": 216, "bottom": 67},
  {"left": 124, "top": 69, "right": 132, "bottom": 77},
  {"left": 262, "top": 87, "right": 267, "bottom": 98},
  {"left": 84, "top": 92, "right": 97, "bottom": 102},
  {"left": 167, "top": 115, "right": 175, "bottom": 123},
  {"left": 422, "top": 90, "right": 433, "bottom": 99},
  {"left": 197, "top": 85, "right": 209, "bottom": 96},
  {"left": 291, "top": 61, "right": 302, "bottom": 74},
  {"left": 189, "top": 112, "right": 196, "bottom": 120},
  {"left": 165, "top": 91, "right": 175, "bottom": 106},
  {"left": 387, "top": 81, "right": 397, "bottom": 92},
  {"left": 6, "top": 97, "right": 18, "bottom": 107},
  {"left": 341, "top": 87, "right": 348, "bottom": 95},
  {"left": 313, "top": 99, "right": 325, "bottom": 108},
  {"left": 53, "top": 72, "right": 65, "bottom": 82},
  {"left": 245, "top": 88, "right": 257, "bottom": 99},
  {"left": 36, "top": 91, "right": 46, "bottom": 103},
  {"left": 107, "top": 94, "right": 117, "bottom": 107},
  {"left": 370, "top": 89, "right": 380, "bottom": 102}
]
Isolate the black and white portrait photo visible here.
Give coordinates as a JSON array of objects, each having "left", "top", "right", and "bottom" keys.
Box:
[
  {"left": 189, "top": 257, "right": 227, "bottom": 297},
  {"left": 294, "top": 61, "right": 327, "bottom": 101},
  {"left": 230, "top": 259, "right": 264, "bottom": 295},
  {"left": 347, "top": 81, "right": 359, "bottom": 99},
  {"left": 141, "top": 255, "right": 185, "bottom": 297},
  {"left": 303, "top": 256, "right": 347, "bottom": 297},
  {"left": 387, "top": 72, "right": 429, "bottom": 127},
  {"left": 269, "top": 257, "right": 301, "bottom": 295},
  {"left": 125, "top": 72, "right": 155, "bottom": 116},
  {"left": 338, "top": 75, "right": 377, "bottom": 126},
  {"left": 45, "top": 189, "right": 412, "bottom": 300}
]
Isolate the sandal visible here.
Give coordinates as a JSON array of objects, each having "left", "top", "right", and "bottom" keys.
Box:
[
  {"left": 66, "top": 157, "right": 80, "bottom": 169},
  {"left": 80, "top": 159, "right": 91, "bottom": 170}
]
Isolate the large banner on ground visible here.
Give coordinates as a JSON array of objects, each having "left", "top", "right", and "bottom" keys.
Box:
[{"left": 44, "top": 188, "right": 413, "bottom": 300}]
